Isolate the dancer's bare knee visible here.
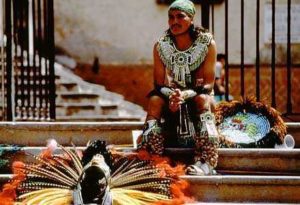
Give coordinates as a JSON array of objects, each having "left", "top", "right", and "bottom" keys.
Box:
[
  {"left": 194, "top": 94, "right": 215, "bottom": 113},
  {"left": 147, "top": 96, "right": 165, "bottom": 120}
]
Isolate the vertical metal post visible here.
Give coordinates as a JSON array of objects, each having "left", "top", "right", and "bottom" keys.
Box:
[
  {"left": 224, "top": 0, "right": 229, "bottom": 101},
  {"left": 32, "top": 0, "right": 37, "bottom": 118},
  {"left": 286, "top": 0, "right": 292, "bottom": 114},
  {"left": 20, "top": 0, "right": 26, "bottom": 119},
  {"left": 0, "top": 0, "right": 4, "bottom": 120},
  {"left": 47, "top": 0, "right": 55, "bottom": 120},
  {"left": 271, "top": 0, "right": 276, "bottom": 108},
  {"left": 5, "top": 0, "right": 12, "bottom": 120},
  {"left": 201, "top": 0, "right": 210, "bottom": 29},
  {"left": 25, "top": 0, "right": 30, "bottom": 118},
  {"left": 240, "top": 0, "right": 244, "bottom": 98},
  {"left": 255, "top": 0, "right": 260, "bottom": 101},
  {"left": 211, "top": 3, "right": 214, "bottom": 34},
  {"left": 43, "top": 0, "right": 49, "bottom": 119},
  {"left": 37, "top": 0, "right": 42, "bottom": 118}
]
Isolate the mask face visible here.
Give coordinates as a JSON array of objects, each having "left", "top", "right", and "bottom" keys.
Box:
[
  {"left": 168, "top": 10, "right": 193, "bottom": 36},
  {"left": 80, "top": 155, "right": 110, "bottom": 204}
]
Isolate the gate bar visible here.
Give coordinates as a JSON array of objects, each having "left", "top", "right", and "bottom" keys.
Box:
[
  {"left": 271, "top": 0, "right": 276, "bottom": 108},
  {"left": 240, "top": 0, "right": 244, "bottom": 98},
  {"left": 286, "top": 0, "right": 292, "bottom": 114},
  {"left": 224, "top": 0, "right": 229, "bottom": 101},
  {"left": 47, "top": 0, "right": 55, "bottom": 120},
  {"left": 255, "top": 0, "right": 260, "bottom": 101},
  {"left": 5, "top": 0, "right": 12, "bottom": 120}
]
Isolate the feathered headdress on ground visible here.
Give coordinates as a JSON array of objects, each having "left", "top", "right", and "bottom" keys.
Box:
[
  {"left": 0, "top": 140, "right": 191, "bottom": 205},
  {"left": 215, "top": 96, "right": 287, "bottom": 148}
]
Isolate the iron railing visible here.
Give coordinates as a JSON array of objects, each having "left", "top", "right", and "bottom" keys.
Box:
[
  {"left": 217, "top": 0, "right": 296, "bottom": 116},
  {"left": 0, "top": 0, "right": 55, "bottom": 121}
]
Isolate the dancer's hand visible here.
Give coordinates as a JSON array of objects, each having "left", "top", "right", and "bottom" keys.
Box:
[{"left": 169, "top": 89, "right": 184, "bottom": 112}]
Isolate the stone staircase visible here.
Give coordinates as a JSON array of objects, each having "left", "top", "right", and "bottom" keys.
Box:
[
  {"left": 54, "top": 63, "right": 146, "bottom": 122},
  {"left": 0, "top": 62, "right": 146, "bottom": 122},
  {"left": 0, "top": 121, "right": 300, "bottom": 203}
]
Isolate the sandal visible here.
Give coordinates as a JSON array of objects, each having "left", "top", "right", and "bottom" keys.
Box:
[{"left": 186, "top": 162, "right": 214, "bottom": 175}]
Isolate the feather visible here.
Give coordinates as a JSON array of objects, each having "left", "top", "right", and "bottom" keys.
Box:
[
  {"left": 112, "top": 188, "right": 169, "bottom": 205},
  {"left": 0, "top": 140, "right": 191, "bottom": 204},
  {"left": 18, "top": 188, "right": 71, "bottom": 205}
]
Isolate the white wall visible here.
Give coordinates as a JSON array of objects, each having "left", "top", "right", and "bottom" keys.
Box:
[
  {"left": 54, "top": 0, "right": 300, "bottom": 65},
  {"left": 55, "top": 0, "right": 194, "bottom": 64}
]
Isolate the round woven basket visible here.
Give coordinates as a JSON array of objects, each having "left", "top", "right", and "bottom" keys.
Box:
[{"left": 215, "top": 97, "right": 287, "bottom": 148}]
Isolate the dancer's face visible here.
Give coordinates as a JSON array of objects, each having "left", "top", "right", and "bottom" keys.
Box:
[{"left": 168, "top": 9, "right": 193, "bottom": 36}]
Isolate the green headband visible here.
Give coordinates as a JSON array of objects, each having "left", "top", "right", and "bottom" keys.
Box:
[{"left": 168, "top": 0, "right": 196, "bottom": 17}]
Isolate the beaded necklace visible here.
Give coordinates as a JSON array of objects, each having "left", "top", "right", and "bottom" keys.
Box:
[{"left": 157, "top": 32, "right": 212, "bottom": 88}]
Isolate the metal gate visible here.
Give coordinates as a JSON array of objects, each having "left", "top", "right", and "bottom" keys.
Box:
[
  {"left": 158, "top": 0, "right": 299, "bottom": 117},
  {"left": 211, "top": 0, "right": 298, "bottom": 117},
  {"left": 0, "top": 0, "right": 55, "bottom": 121}
]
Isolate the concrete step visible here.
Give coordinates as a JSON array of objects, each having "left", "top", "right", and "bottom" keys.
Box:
[
  {"left": 0, "top": 122, "right": 142, "bottom": 146},
  {"left": 56, "top": 81, "right": 78, "bottom": 92},
  {"left": 56, "top": 103, "right": 101, "bottom": 116},
  {"left": 1, "top": 147, "right": 299, "bottom": 175},
  {"left": 56, "top": 115, "right": 142, "bottom": 122},
  {"left": 164, "top": 148, "right": 300, "bottom": 175},
  {"left": 100, "top": 104, "right": 120, "bottom": 115},
  {"left": 56, "top": 92, "right": 100, "bottom": 103},
  {"left": 56, "top": 103, "right": 118, "bottom": 116},
  {"left": 0, "top": 174, "right": 299, "bottom": 203},
  {"left": 183, "top": 175, "right": 300, "bottom": 203},
  {"left": 0, "top": 122, "right": 299, "bottom": 146}
]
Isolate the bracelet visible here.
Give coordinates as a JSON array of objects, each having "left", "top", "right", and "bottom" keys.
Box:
[
  {"left": 181, "top": 90, "right": 197, "bottom": 100},
  {"left": 155, "top": 85, "right": 174, "bottom": 97}
]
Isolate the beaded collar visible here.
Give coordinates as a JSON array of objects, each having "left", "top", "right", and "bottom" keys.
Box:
[{"left": 157, "top": 32, "right": 212, "bottom": 87}]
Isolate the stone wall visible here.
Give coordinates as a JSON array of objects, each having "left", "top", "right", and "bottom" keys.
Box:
[{"left": 75, "top": 64, "right": 300, "bottom": 115}]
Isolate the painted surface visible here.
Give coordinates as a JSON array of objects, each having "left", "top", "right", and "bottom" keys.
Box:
[{"left": 54, "top": 0, "right": 300, "bottom": 64}]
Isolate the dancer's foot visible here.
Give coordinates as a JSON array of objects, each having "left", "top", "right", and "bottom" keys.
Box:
[{"left": 186, "top": 161, "right": 215, "bottom": 175}]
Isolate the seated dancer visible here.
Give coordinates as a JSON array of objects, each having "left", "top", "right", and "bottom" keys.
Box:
[{"left": 137, "top": 0, "right": 219, "bottom": 175}]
